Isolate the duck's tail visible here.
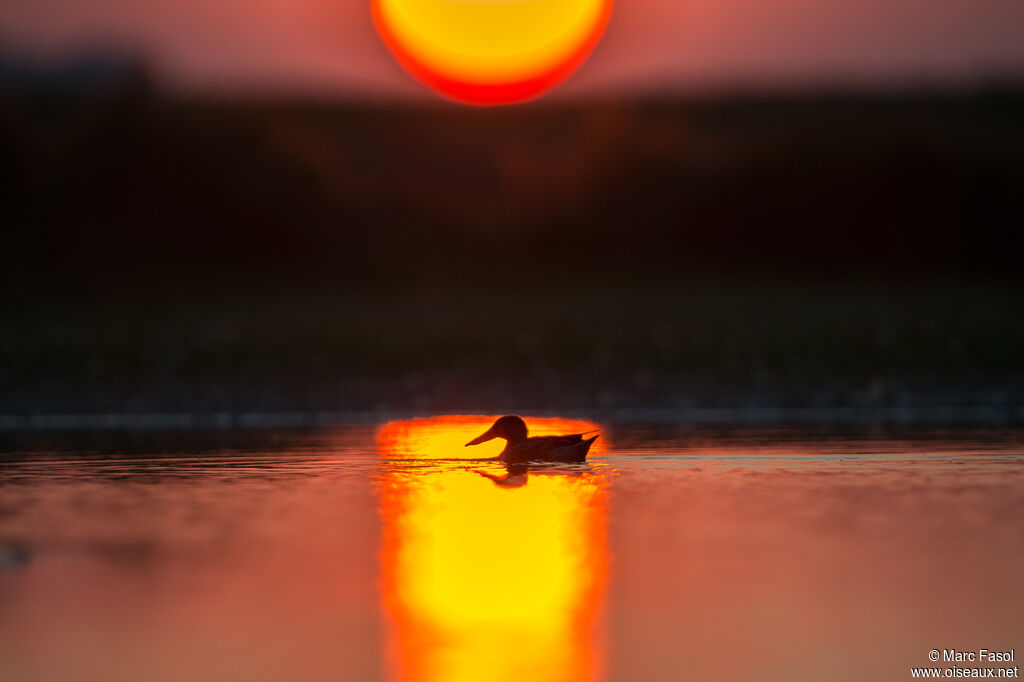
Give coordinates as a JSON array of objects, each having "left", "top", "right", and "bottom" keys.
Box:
[
  {"left": 549, "top": 434, "right": 599, "bottom": 463},
  {"left": 577, "top": 434, "right": 600, "bottom": 456}
]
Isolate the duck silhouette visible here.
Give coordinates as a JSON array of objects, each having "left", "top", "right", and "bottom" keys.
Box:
[{"left": 465, "top": 415, "right": 599, "bottom": 464}]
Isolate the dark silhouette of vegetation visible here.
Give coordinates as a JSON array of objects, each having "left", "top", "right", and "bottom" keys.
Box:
[
  {"left": 2, "top": 81, "right": 1023, "bottom": 298},
  {"left": 2, "top": 69, "right": 1023, "bottom": 418}
]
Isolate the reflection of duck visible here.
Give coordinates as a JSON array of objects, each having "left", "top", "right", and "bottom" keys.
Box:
[
  {"left": 465, "top": 415, "right": 599, "bottom": 464},
  {"left": 474, "top": 460, "right": 601, "bottom": 488},
  {"left": 474, "top": 462, "right": 530, "bottom": 488}
]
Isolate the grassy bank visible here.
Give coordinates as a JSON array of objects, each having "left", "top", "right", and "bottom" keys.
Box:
[{"left": 3, "top": 282, "right": 1022, "bottom": 416}]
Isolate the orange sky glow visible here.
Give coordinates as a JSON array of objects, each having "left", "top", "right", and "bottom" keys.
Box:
[{"left": 1, "top": 0, "right": 1023, "bottom": 98}]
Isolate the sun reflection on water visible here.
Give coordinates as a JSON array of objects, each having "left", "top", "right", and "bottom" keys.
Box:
[{"left": 377, "top": 416, "right": 610, "bottom": 682}]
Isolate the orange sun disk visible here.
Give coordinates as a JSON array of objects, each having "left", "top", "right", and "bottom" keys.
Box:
[{"left": 373, "top": 0, "right": 613, "bottom": 105}]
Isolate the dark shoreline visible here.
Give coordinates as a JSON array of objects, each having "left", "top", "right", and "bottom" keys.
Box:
[
  {"left": 3, "top": 402, "right": 1024, "bottom": 432},
  {"left": 4, "top": 283, "right": 1023, "bottom": 423},
  {"left": 4, "top": 89, "right": 1022, "bottom": 425}
]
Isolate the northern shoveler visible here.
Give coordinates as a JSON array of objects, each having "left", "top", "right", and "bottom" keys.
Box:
[{"left": 465, "top": 415, "right": 599, "bottom": 464}]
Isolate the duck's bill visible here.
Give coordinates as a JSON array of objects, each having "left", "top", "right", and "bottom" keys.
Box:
[{"left": 465, "top": 428, "right": 497, "bottom": 447}]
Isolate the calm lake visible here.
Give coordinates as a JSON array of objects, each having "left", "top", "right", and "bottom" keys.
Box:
[{"left": 2, "top": 418, "right": 1022, "bottom": 682}]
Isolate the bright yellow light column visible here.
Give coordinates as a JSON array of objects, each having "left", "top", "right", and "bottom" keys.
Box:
[{"left": 377, "top": 416, "right": 609, "bottom": 682}]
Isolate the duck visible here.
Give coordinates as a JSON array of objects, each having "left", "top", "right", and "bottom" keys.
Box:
[{"left": 464, "top": 415, "right": 599, "bottom": 464}]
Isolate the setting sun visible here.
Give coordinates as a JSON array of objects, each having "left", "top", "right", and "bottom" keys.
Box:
[{"left": 373, "top": 0, "right": 613, "bottom": 104}]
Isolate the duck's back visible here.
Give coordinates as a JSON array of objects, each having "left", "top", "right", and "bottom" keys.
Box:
[{"left": 502, "top": 434, "right": 599, "bottom": 463}]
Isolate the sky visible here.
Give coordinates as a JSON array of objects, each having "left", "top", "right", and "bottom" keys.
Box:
[{"left": 1, "top": 0, "right": 1023, "bottom": 98}]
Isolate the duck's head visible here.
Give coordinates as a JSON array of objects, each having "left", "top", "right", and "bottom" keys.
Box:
[{"left": 465, "top": 415, "right": 528, "bottom": 447}]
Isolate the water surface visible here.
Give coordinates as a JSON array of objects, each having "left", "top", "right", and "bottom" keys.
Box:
[{"left": 1, "top": 422, "right": 1022, "bottom": 682}]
